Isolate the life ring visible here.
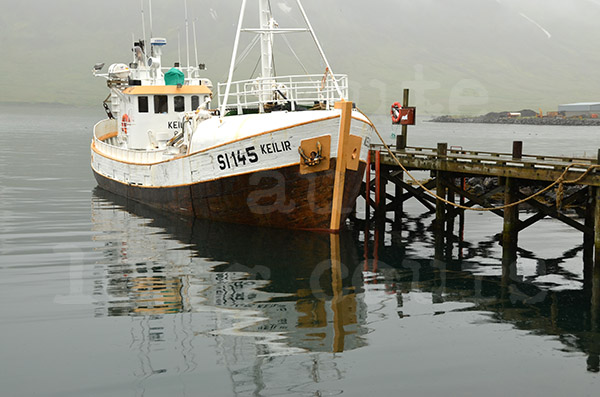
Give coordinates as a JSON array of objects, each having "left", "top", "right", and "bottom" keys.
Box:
[
  {"left": 390, "top": 102, "right": 402, "bottom": 124},
  {"left": 121, "top": 114, "right": 130, "bottom": 134}
]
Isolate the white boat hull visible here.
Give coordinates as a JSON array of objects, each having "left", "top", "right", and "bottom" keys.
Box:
[{"left": 92, "top": 110, "right": 374, "bottom": 230}]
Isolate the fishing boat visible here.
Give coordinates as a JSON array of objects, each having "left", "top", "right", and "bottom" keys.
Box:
[{"left": 91, "top": 0, "right": 375, "bottom": 231}]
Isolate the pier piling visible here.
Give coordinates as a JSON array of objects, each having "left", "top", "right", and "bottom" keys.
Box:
[
  {"left": 435, "top": 143, "right": 448, "bottom": 232},
  {"left": 502, "top": 177, "right": 519, "bottom": 266},
  {"left": 361, "top": 136, "right": 600, "bottom": 292}
]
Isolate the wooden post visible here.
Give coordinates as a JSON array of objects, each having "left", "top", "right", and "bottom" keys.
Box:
[
  {"left": 393, "top": 89, "right": 409, "bottom": 228},
  {"left": 363, "top": 222, "right": 370, "bottom": 272},
  {"left": 395, "top": 89, "right": 410, "bottom": 150},
  {"left": 435, "top": 143, "right": 448, "bottom": 232},
  {"left": 375, "top": 150, "right": 381, "bottom": 217},
  {"left": 437, "top": 142, "right": 448, "bottom": 161},
  {"left": 584, "top": 186, "right": 595, "bottom": 290},
  {"left": 401, "top": 88, "right": 409, "bottom": 146},
  {"left": 592, "top": 200, "right": 600, "bottom": 347},
  {"left": 446, "top": 179, "right": 455, "bottom": 232},
  {"left": 329, "top": 234, "right": 345, "bottom": 352},
  {"left": 394, "top": 171, "right": 404, "bottom": 230},
  {"left": 372, "top": 225, "right": 380, "bottom": 273},
  {"left": 393, "top": 177, "right": 404, "bottom": 228},
  {"left": 330, "top": 100, "right": 353, "bottom": 231},
  {"left": 434, "top": 147, "right": 446, "bottom": 259},
  {"left": 365, "top": 150, "right": 371, "bottom": 220},
  {"left": 446, "top": 178, "right": 455, "bottom": 259},
  {"left": 503, "top": 177, "right": 519, "bottom": 266},
  {"left": 378, "top": 164, "right": 388, "bottom": 222},
  {"left": 595, "top": 186, "right": 600, "bottom": 268},
  {"left": 512, "top": 141, "right": 523, "bottom": 159},
  {"left": 592, "top": 250, "right": 600, "bottom": 334},
  {"left": 435, "top": 172, "right": 447, "bottom": 232}
]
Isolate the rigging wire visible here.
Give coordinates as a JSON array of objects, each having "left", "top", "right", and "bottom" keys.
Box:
[
  {"left": 220, "top": 35, "right": 261, "bottom": 82},
  {"left": 250, "top": 56, "right": 261, "bottom": 80},
  {"left": 282, "top": 34, "right": 310, "bottom": 75},
  {"left": 235, "top": 35, "right": 261, "bottom": 72}
]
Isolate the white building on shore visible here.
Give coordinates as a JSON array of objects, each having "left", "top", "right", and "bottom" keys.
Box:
[{"left": 558, "top": 102, "right": 600, "bottom": 117}]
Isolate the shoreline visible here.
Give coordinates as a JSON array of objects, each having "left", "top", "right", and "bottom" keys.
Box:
[{"left": 429, "top": 115, "right": 600, "bottom": 126}]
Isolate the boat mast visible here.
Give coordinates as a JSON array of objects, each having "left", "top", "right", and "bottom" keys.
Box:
[
  {"left": 220, "top": 0, "right": 248, "bottom": 119},
  {"left": 258, "top": 0, "right": 275, "bottom": 107},
  {"left": 220, "top": 0, "right": 344, "bottom": 117},
  {"left": 259, "top": 0, "right": 274, "bottom": 80}
]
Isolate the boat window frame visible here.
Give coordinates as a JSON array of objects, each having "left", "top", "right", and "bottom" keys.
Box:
[
  {"left": 191, "top": 95, "right": 199, "bottom": 111},
  {"left": 174, "top": 95, "right": 185, "bottom": 112},
  {"left": 138, "top": 96, "right": 149, "bottom": 113},
  {"left": 154, "top": 95, "right": 168, "bottom": 114}
]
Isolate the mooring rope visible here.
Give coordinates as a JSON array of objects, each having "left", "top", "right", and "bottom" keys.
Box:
[{"left": 357, "top": 108, "right": 600, "bottom": 212}]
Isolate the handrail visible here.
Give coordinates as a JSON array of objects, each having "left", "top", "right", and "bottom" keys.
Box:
[
  {"left": 217, "top": 74, "right": 348, "bottom": 113},
  {"left": 370, "top": 144, "right": 597, "bottom": 172},
  {"left": 93, "top": 119, "right": 166, "bottom": 164},
  {"left": 371, "top": 144, "right": 594, "bottom": 164}
]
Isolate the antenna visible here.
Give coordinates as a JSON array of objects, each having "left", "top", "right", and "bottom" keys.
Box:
[
  {"left": 193, "top": 18, "right": 199, "bottom": 71},
  {"left": 149, "top": 0, "right": 154, "bottom": 39},
  {"left": 184, "top": 0, "right": 191, "bottom": 75},
  {"left": 178, "top": 30, "right": 182, "bottom": 67},
  {"left": 140, "top": 0, "right": 147, "bottom": 49}
]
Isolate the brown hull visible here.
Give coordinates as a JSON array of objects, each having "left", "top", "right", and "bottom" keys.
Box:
[{"left": 93, "top": 159, "right": 366, "bottom": 231}]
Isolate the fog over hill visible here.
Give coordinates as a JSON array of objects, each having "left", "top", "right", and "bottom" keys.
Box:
[{"left": 2, "top": 0, "right": 600, "bottom": 114}]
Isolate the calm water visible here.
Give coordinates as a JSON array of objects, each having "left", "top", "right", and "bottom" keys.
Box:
[{"left": 1, "top": 103, "right": 600, "bottom": 396}]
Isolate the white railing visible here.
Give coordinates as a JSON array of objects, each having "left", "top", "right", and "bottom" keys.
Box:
[
  {"left": 217, "top": 74, "right": 348, "bottom": 114},
  {"left": 93, "top": 119, "right": 166, "bottom": 164}
]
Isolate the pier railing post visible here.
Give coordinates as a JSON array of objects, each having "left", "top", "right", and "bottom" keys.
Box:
[
  {"left": 393, "top": 171, "right": 404, "bottom": 230},
  {"left": 435, "top": 143, "right": 448, "bottom": 233},
  {"left": 446, "top": 178, "right": 455, "bottom": 258},
  {"left": 375, "top": 150, "right": 382, "bottom": 217},
  {"left": 395, "top": 89, "right": 410, "bottom": 150},
  {"left": 593, "top": 184, "right": 600, "bottom": 338},
  {"left": 595, "top": 186, "right": 600, "bottom": 268},
  {"left": 503, "top": 177, "right": 519, "bottom": 266},
  {"left": 512, "top": 141, "right": 523, "bottom": 159},
  {"left": 584, "top": 186, "right": 595, "bottom": 289},
  {"left": 365, "top": 150, "right": 371, "bottom": 221}
]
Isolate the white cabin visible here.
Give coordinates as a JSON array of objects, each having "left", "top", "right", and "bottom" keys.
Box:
[{"left": 116, "top": 85, "right": 213, "bottom": 150}]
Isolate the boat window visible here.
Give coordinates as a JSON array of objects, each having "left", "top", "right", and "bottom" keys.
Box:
[
  {"left": 174, "top": 96, "right": 185, "bottom": 112},
  {"left": 191, "top": 95, "right": 199, "bottom": 110},
  {"left": 154, "top": 95, "right": 168, "bottom": 113},
  {"left": 138, "top": 96, "right": 149, "bottom": 113}
]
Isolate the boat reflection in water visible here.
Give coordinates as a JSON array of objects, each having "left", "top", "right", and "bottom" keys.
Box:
[
  {"left": 91, "top": 188, "right": 367, "bottom": 390},
  {"left": 91, "top": 188, "right": 600, "bottom": 394}
]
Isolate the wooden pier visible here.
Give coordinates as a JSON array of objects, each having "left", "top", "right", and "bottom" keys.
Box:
[{"left": 360, "top": 141, "right": 600, "bottom": 275}]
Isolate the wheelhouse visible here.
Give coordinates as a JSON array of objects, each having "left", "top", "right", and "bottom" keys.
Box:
[{"left": 118, "top": 85, "right": 213, "bottom": 150}]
